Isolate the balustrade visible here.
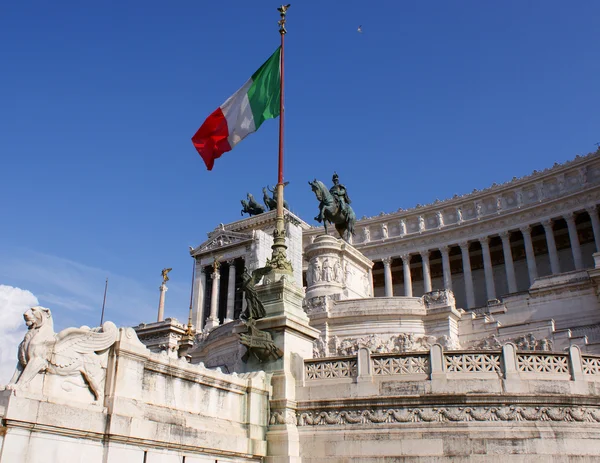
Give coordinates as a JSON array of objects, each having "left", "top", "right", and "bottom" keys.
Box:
[{"left": 304, "top": 345, "right": 599, "bottom": 383}]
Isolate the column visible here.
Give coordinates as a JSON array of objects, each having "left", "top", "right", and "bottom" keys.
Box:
[
  {"left": 499, "top": 231, "right": 517, "bottom": 293},
  {"left": 520, "top": 225, "right": 538, "bottom": 284},
  {"left": 225, "top": 260, "right": 237, "bottom": 322},
  {"left": 542, "top": 219, "right": 560, "bottom": 274},
  {"left": 440, "top": 245, "right": 453, "bottom": 292},
  {"left": 564, "top": 212, "right": 583, "bottom": 270},
  {"left": 459, "top": 242, "right": 475, "bottom": 309},
  {"left": 421, "top": 251, "right": 432, "bottom": 293},
  {"left": 586, "top": 205, "right": 600, "bottom": 252},
  {"left": 479, "top": 237, "right": 496, "bottom": 301},
  {"left": 401, "top": 254, "right": 412, "bottom": 297},
  {"left": 382, "top": 257, "right": 393, "bottom": 297},
  {"left": 157, "top": 283, "right": 167, "bottom": 322},
  {"left": 192, "top": 265, "right": 206, "bottom": 331},
  {"left": 205, "top": 265, "right": 221, "bottom": 329}
]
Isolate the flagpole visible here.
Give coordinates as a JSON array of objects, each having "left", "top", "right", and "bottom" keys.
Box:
[
  {"left": 100, "top": 277, "right": 108, "bottom": 325},
  {"left": 268, "top": 4, "right": 293, "bottom": 275}
]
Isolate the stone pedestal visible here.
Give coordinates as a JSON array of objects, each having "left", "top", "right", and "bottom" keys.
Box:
[
  {"left": 234, "top": 278, "right": 319, "bottom": 463},
  {"left": 133, "top": 318, "right": 187, "bottom": 358},
  {"left": 304, "top": 234, "right": 374, "bottom": 301}
]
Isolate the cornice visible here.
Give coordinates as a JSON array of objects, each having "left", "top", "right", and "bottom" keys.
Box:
[
  {"left": 304, "top": 149, "right": 600, "bottom": 234},
  {"left": 326, "top": 185, "right": 600, "bottom": 260}
]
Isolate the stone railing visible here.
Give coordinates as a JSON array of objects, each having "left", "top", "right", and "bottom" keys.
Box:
[
  {"left": 304, "top": 357, "right": 358, "bottom": 380},
  {"left": 582, "top": 354, "right": 600, "bottom": 375},
  {"left": 303, "top": 344, "right": 600, "bottom": 383}
]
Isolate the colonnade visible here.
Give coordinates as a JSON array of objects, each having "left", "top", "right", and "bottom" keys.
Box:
[
  {"left": 377, "top": 207, "right": 600, "bottom": 308},
  {"left": 195, "top": 258, "right": 243, "bottom": 331}
]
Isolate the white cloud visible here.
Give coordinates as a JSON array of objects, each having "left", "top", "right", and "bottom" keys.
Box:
[{"left": 0, "top": 285, "right": 38, "bottom": 384}]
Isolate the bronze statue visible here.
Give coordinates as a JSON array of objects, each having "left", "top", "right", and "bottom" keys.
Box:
[
  {"left": 241, "top": 193, "right": 266, "bottom": 216},
  {"left": 239, "top": 318, "right": 283, "bottom": 362},
  {"left": 309, "top": 173, "right": 356, "bottom": 241},
  {"left": 263, "top": 183, "right": 289, "bottom": 211},
  {"left": 240, "top": 266, "right": 272, "bottom": 320},
  {"left": 161, "top": 268, "right": 172, "bottom": 284}
]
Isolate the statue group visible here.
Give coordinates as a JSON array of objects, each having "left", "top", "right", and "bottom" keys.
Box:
[
  {"left": 239, "top": 173, "right": 356, "bottom": 242},
  {"left": 309, "top": 172, "right": 356, "bottom": 241},
  {"left": 241, "top": 183, "right": 289, "bottom": 217}
]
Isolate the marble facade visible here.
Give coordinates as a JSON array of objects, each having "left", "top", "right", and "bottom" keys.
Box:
[{"left": 5, "top": 151, "right": 600, "bottom": 461}]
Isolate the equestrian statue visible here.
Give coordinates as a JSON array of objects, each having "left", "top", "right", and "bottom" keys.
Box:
[{"left": 309, "top": 172, "right": 356, "bottom": 241}]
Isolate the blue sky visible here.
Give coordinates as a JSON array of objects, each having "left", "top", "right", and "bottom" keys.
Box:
[{"left": 1, "top": 1, "right": 599, "bottom": 333}]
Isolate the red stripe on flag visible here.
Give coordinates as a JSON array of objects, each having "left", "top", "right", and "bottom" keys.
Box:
[{"left": 191, "top": 107, "right": 232, "bottom": 171}]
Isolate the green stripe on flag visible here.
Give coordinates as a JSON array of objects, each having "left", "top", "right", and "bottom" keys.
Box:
[{"left": 247, "top": 47, "right": 281, "bottom": 130}]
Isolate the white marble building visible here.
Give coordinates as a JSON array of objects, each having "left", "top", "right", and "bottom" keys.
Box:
[{"left": 5, "top": 150, "right": 600, "bottom": 462}]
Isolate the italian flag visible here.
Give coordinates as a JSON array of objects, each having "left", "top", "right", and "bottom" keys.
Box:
[{"left": 192, "top": 47, "right": 281, "bottom": 170}]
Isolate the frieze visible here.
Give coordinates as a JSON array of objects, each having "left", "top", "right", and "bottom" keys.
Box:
[
  {"left": 312, "top": 333, "right": 460, "bottom": 358},
  {"left": 471, "top": 333, "right": 553, "bottom": 351},
  {"left": 295, "top": 405, "right": 600, "bottom": 426}
]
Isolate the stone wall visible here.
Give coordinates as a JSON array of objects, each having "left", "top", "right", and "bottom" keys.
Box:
[
  {"left": 0, "top": 327, "right": 270, "bottom": 463},
  {"left": 292, "top": 345, "right": 600, "bottom": 462}
]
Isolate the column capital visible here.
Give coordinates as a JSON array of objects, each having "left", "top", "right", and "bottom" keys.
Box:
[
  {"left": 458, "top": 241, "right": 470, "bottom": 251},
  {"left": 519, "top": 224, "right": 532, "bottom": 235},
  {"left": 499, "top": 230, "right": 511, "bottom": 241},
  {"left": 478, "top": 236, "right": 490, "bottom": 247},
  {"left": 586, "top": 204, "right": 598, "bottom": 215},
  {"left": 542, "top": 218, "right": 554, "bottom": 229},
  {"left": 440, "top": 245, "right": 450, "bottom": 254},
  {"left": 226, "top": 258, "right": 237, "bottom": 265},
  {"left": 564, "top": 211, "right": 577, "bottom": 222},
  {"left": 400, "top": 253, "right": 411, "bottom": 262},
  {"left": 419, "top": 250, "right": 430, "bottom": 260},
  {"left": 212, "top": 272, "right": 221, "bottom": 280},
  {"left": 381, "top": 257, "right": 393, "bottom": 266}
]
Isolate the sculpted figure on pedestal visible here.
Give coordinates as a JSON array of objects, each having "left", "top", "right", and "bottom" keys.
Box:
[
  {"left": 240, "top": 266, "right": 272, "bottom": 320},
  {"left": 363, "top": 227, "right": 370, "bottom": 242},
  {"left": 436, "top": 211, "right": 444, "bottom": 228},
  {"left": 309, "top": 173, "right": 356, "bottom": 241},
  {"left": 333, "top": 259, "right": 342, "bottom": 283},
  {"left": 381, "top": 223, "right": 388, "bottom": 239},
  {"left": 322, "top": 258, "right": 333, "bottom": 282},
  {"left": 418, "top": 216, "right": 425, "bottom": 232},
  {"left": 456, "top": 207, "right": 463, "bottom": 223},
  {"left": 4, "top": 306, "right": 118, "bottom": 401},
  {"left": 311, "top": 258, "right": 321, "bottom": 284},
  {"left": 399, "top": 219, "right": 407, "bottom": 236}
]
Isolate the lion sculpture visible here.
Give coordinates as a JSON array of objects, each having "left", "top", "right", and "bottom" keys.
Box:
[{"left": 4, "top": 306, "right": 118, "bottom": 401}]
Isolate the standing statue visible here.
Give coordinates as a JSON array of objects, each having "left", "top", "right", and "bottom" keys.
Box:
[
  {"left": 241, "top": 193, "right": 266, "bottom": 216},
  {"left": 240, "top": 266, "right": 273, "bottom": 320},
  {"left": 263, "top": 183, "right": 290, "bottom": 211},
  {"left": 161, "top": 268, "right": 172, "bottom": 284},
  {"left": 308, "top": 173, "right": 356, "bottom": 241}
]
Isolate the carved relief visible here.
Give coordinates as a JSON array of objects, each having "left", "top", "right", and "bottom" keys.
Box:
[
  {"left": 322, "top": 258, "right": 333, "bottom": 282},
  {"left": 330, "top": 333, "right": 460, "bottom": 356},
  {"left": 333, "top": 259, "right": 342, "bottom": 283},
  {"left": 296, "top": 406, "right": 600, "bottom": 426}
]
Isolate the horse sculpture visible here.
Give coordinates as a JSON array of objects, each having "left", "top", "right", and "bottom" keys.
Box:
[
  {"left": 263, "top": 185, "right": 289, "bottom": 211},
  {"left": 309, "top": 179, "right": 356, "bottom": 241},
  {"left": 241, "top": 193, "right": 266, "bottom": 216}
]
